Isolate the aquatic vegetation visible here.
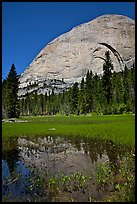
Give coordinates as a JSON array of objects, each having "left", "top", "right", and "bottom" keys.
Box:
[
  {"left": 96, "top": 161, "right": 111, "bottom": 189},
  {"left": 95, "top": 155, "right": 135, "bottom": 202},
  {"left": 47, "top": 177, "right": 60, "bottom": 196},
  {"left": 47, "top": 171, "right": 88, "bottom": 198},
  {"left": 61, "top": 175, "right": 71, "bottom": 192},
  {"left": 72, "top": 171, "right": 87, "bottom": 191},
  {"left": 46, "top": 158, "right": 135, "bottom": 202}
]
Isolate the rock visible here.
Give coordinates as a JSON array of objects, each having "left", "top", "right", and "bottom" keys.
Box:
[{"left": 18, "top": 14, "right": 135, "bottom": 97}]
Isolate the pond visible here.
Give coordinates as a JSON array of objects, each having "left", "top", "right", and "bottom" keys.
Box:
[{"left": 2, "top": 135, "right": 135, "bottom": 202}]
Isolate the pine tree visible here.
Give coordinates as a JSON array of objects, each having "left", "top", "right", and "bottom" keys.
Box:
[
  {"left": 33, "top": 91, "right": 38, "bottom": 115},
  {"left": 131, "top": 63, "right": 135, "bottom": 92},
  {"left": 102, "top": 51, "right": 114, "bottom": 105},
  {"left": 19, "top": 98, "right": 23, "bottom": 115},
  {"left": 130, "top": 63, "right": 135, "bottom": 113},
  {"left": 85, "top": 70, "right": 93, "bottom": 113},
  {"left": 21, "top": 97, "right": 25, "bottom": 115},
  {"left": 123, "top": 64, "right": 132, "bottom": 107},
  {"left": 92, "top": 73, "right": 102, "bottom": 113},
  {"left": 44, "top": 92, "right": 48, "bottom": 115},
  {"left": 70, "top": 82, "right": 79, "bottom": 114},
  {"left": 3, "top": 64, "right": 20, "bottom": 118},
  {"left": 39, "top": 94, "right": 44, "bottom": 115},
  {"left": 78, "top": 78, "right": 86, "bottom": 114},
  {"left": 111, "top": 71, "right": 124, "bottom": 114},
  {"left": 25, "top": 93, "right": 30, "bottom": 115}
]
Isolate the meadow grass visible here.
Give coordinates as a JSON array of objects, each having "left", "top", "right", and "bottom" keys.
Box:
[{"left": 2, "top": 114, "right": 135, "bottom": 146}]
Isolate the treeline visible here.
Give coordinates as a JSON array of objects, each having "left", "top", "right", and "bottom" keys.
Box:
[
  {"left": 2, "top": 51, "right": 135, "bottom": 118},
  {"left": 19, "top": 51, "right": 135, "bottom": 116}
]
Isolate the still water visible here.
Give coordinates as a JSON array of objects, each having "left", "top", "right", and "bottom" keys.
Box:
[{"left": 2, "top": 135, "right": 134, "bottom": 202}]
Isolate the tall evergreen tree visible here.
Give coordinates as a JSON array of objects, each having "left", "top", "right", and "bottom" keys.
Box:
[
  {"left": 85, "top": 70, "right": 93, "bottom": 113},
  {"left": 92, "top": 73, "right": 102, "bottom": 113},
  {"left": 2, "top": 64, "right": 20, "bottom": 118},
  {"left": 102, "top": 51, "right": 114, "bottom": 105},
  {"left": 131, "top": 63, "right": 135, "bottom": 92},
  {"left": 26, "top": 93, "right": 32, "bottom": 115},
  {"left": 123, "top": 64, "right": 132, "bottom": 105},
  {"left": 70, "top": 82, "right": 79, "bottom": 114},
  {"left": 39, "top": 94, "right": 44, "bottom": 115},
  {"left": 78, "top": 78, "right": 86, "bottom": 114}
]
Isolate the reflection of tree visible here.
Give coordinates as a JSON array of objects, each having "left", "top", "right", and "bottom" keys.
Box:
[
  {"left": 67, "top": 136, "right": 81, "bottom": 151},
  {"left": 81, "top": 137, "right": 106, "bottom": 164},
  {"left": 2, "top": 138, "right": 20, "bottom": 175},
  {"left": 68, "top": 136, "right": 132, "bottom": 172},
  {"left": 82, "top": 138, "right": 88, "bottom": 155},
  {"left": 105, "top": 140, "right": 119, "bottom": 171},
  {"left": 105, "top": 140, "right": 131, "bottom": 174},
  {"left": 74, "top": 137, "right": 81, "bottom": 151},
  {"left": 88, "top": 139, "right": 98, "bottom": 163}
]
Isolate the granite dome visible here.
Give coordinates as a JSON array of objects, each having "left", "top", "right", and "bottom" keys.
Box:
[{"left": 18, "top": 14, "right": 135, "bottom": 96}]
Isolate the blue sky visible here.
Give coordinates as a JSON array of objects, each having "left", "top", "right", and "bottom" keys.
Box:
[{"left": 2, "top": 2, "right": 135, "bottom": 79}]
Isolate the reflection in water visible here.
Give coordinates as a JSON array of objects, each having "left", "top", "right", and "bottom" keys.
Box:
[
  {"left": 2, "top": 138, "right": 20, "bottom": 175},
  {"left": 2, "top": 160, "right": 30, "bottom": 195},
  {"left": 2, "top": 135, "right": 133, "bottom": 202}
]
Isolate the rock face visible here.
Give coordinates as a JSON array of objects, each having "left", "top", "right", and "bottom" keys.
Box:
[{"left": 18, "top": 14, "right": 135, "bottom": 97}]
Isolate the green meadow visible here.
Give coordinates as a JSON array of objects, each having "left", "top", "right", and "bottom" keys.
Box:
[{"left": 2, "top": 114, "right": 135, "bottom": 147}]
